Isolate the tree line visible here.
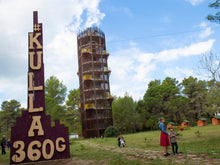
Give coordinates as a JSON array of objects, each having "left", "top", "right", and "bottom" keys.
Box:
[
  {"left": 112, "top": 77, "right": 220, "bottom": 133},
  {"left": 2, "top": 74, "right": 219, "bottom": 136}
]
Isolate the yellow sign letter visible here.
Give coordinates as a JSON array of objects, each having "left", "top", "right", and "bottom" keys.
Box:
[
  {"left": 28, "top": 116, "right": 44, "bottom": 137},
  {"left": 29, "top": 33, "right": 42, "bottom": 49},
  {"left": 28, "top": 72, "right": 43, "bottom": 91},
  {"left": 28, "top": 94, "right": 43, "bottom": 113},
  {"left": 29, "top": 51, "right": 42, "bottom": 70}
]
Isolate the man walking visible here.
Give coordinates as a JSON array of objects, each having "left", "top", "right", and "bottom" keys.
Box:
[{"left": 1, "top": 135, "right": 7, "bottom": 155}]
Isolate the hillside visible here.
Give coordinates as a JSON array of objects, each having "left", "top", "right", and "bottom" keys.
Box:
[{"left": 0, "top": 125, "right": 220, "bottom": 164}]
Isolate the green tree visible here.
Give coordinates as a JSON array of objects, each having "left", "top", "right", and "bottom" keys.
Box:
[
  {"left": 66, "top": 88, "right": 80, "bottom": 111},
  {"left": 45, "top": 97, "right": 65, "bottom": 122},
  {"left": 112, "top": 93, "right": 138, "bottom": 133},
  {"left": 144, "top": 77, "right": 180, "bottom": 118},
  {"left": 181, "top": 76, "right": 207, "bottom": 119},
  {"left": 65, "top": 88, "right": 82, "bottom": 135},
  {"left": 145, "top": 119, "right": 154, "bottom": 130},
  {"left": 45, "top": 76, "right": 67, "bottom": 105},
  {"left": 143, "top": 85, "right": 164, "bottom": 123},
  {"left": 104, "top": 126, "right": 120, "bottom": 137},
  {"left": 135, "top": 100, "right": 147, "bottom": 131},
  {"left": 143, "top": 77, "right": 188, "bottom": 127},
  {"left": 162, "top": 77, "right": 179, "bottom": 87},
  {"left": 148, "top": 79, "right": 161, "bottom": 88},
  {"left": 165, "top": 96, "right": 189, "bottom": 123},
  {"left": 45, "top": 76, "right": 67, "bottom": 122},
  {"left": 0, "top": 100, "right": 21, "bottom": 135},
  {"left": 205, "top": 80, "right": 220, "bottom": 117},
  {"left": 207, "top": 0, "right": 220, "bottom": 24}
]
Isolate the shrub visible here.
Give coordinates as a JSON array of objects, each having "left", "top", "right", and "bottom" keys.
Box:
[{"left": 104, "top": 126, "right": 120, "bottom": 137}]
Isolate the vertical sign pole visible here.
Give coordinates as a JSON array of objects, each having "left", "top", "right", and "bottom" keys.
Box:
[{"left": 10, "top": 11, "right": 70, "bottom": 164}]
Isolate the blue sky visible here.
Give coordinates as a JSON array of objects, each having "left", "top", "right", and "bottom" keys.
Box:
[{"left": 0, "top": 0, "right": 219, "bottom": 108}]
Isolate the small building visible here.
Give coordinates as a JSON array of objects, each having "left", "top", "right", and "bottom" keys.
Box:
[
  {"left": 212, "top": 116, "right": 220, "bottom": 126},
  {"left": 181, "top": 120, "right": 190, "bottom": 127},
  {"left": 69, "top": 133, "right": 79, "bottom": 139},
  {"left": 167, "top": 122, "right": 175, "bottom": 128},
  {"left": 197, "top": 118, "right": 207, "bottom": 127}
]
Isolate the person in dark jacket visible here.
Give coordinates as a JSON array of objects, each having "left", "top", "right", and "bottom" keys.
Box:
[
  {"left": 1, "top": 135, "right": 7, "bottom": 155},
  {"left": 118, "top": 137, "right": 120, "bottom": 147}
]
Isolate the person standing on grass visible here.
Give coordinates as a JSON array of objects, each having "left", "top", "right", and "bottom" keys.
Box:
[
  {"left": 168, "top": 127, "right": 179, "bottom": 155},
  {"left": 159, "top": 118, "right": 170, "bottom": 156},
  {"left": 1, "top": 135, "right": 7, "bottom": 155},
  {"left": 120, "top": 135, "right": 125, "bottom": 147},
  {"left": 7, "top": 139, "right": 10, "bottom": 150},
  {"left": 118, "top": 134, "right": 125, "bottom": 147}
]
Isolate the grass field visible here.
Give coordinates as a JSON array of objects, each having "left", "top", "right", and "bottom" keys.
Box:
[
  {"left": 87, "top": 125, "right": 220, "bottom": 157},
  {"left": 0, "top": 125, "right": 220, "bottom": 164}
]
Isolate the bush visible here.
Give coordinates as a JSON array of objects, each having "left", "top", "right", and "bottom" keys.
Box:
[{"left": 104, "top": 126, "right": 120, "bottom": 137}]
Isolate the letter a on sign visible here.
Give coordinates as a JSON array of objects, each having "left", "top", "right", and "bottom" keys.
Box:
[{"left": 28, "top": 116, "right": 44, "bottom": 137}]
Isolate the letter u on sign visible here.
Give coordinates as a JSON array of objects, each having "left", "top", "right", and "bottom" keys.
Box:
[{"left": 29, "top": 51, "right": 42, "bottom": 70}]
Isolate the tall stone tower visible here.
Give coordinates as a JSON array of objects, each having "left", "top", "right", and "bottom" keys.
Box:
[{"left": 77, "top": 27, "right": 113, "bottom": 138}]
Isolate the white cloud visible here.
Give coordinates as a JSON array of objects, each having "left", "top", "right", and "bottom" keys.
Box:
[
  {"left": 0, "top": 76, "right": 27, "bottom": 108},
  {"left": 109, "top": 47, "right": 154, "bottom": 100},
  {"left": 84, "top": 0, "right": 105, "bottom": 27},
  {"left": 198, "top": 22, "right": 214, "bottom": 39},
  {"left": 199, "top": 27, "right": 213, "bottom": 39},
  {"left": 200, "top": 22, "right": 207, "bottom": 28},
  {"left": 133, "top": 53, "right": 156, "bottom": 82},
  {"left": 155, "top": 39, "right": 215, "bottom": 62},
  {"left": 109, "top": 39, "right": 215, "bottom": 100},
  {"left": 164, "top": 67, "right": 194, "bottom": 81},
  {"left": 0, "top": 0, "right": 104, "bottom": 108},
  {"left": 185, "top": 0, "right": 205, "bottom": 6}
]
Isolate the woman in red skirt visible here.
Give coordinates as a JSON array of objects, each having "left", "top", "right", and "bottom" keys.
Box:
[{"left": 159, "top": 117, "right": 170, "bottom": 156}]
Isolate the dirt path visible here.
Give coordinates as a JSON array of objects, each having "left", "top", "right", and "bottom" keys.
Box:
[
  {"left": 1, "top": 141, "right": 219, "bottom": 165},
  {"left": 79, "top": 141, "right": 220, "bottom": 165}
]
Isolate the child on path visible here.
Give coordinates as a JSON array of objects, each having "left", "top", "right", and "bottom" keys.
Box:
[
  {"left": 168, "top": 127, "right": 179, "bottom": 155},
  {"left": 118, "top": 134, "right": 125, "bottom": 147},
  {"left": 120, "top": 136, "right": 125, "bottom": 147},
  {"left": 159, "top": 118, "right": 170, "bottom": 156}
]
